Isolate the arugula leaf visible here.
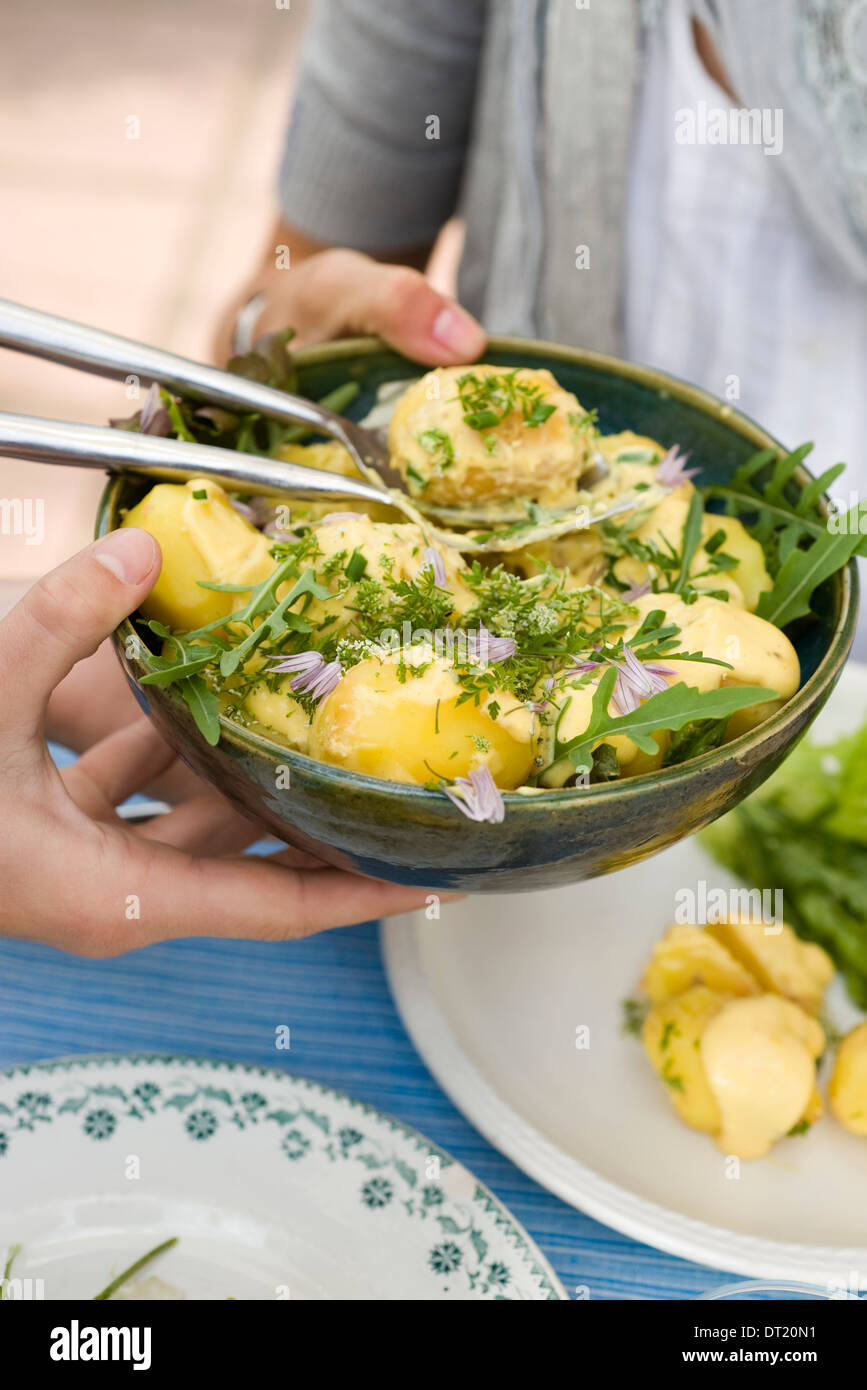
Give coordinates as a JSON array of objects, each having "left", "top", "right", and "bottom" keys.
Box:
[
  {"left": 672, "top": 491, "right": 705, "bottom": 595},
  {"left": 178, "top": 675, "right": 221, "bottom": 746},
  {"left": 554, "top": 669, "right": 778, "bottom": 775},
  {"left": 756, "top": 499, "right": 867, "bottom": 627},
  {"left": 139, "top": 650, "right": 222, "bottom": 685},
  {"left": 219, "top": 568, "right": 330, "bottom": 676}
]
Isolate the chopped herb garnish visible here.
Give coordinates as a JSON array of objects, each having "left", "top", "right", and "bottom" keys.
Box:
[{"left": 456, "top": 370, "right": 557, "bottom": 432}]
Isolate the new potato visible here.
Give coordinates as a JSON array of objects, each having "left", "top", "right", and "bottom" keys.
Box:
[
  {"left": 700, "top": 995, "right": 825, "bottom": 1159},
  {"left": 706, "top": 917, "right": 833, "bottom": 1016},
  {"left": 121, "top": 478, "right": 275, "bottom": 631},
  {"left": 641, "top": 923, "right": 760, "bottom": 1003},
  {"left": 829, "top": 1022, "right": 867, "bottom": 1136},
  {"left": 390, "top": 365, "right": 593, "bottom": 506},
  {"left": 642, "top": 985, "right": 726, "bottom": 1134},
  {"left": 310, "top": 646, "right": 537, "bottom": 787}
]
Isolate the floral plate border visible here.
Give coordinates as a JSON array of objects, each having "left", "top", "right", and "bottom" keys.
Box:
[{"left": 0, "top": 1053, "right": 567, "bottom": 1302}]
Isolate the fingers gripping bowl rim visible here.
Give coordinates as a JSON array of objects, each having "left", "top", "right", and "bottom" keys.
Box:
[{"left": 98, "top": 336, "right": 859, "bottom": 892}]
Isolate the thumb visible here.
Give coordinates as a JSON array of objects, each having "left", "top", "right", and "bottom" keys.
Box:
[
  {"left": 291, "top": 251, "right": 487, "bottom": 366},
  {"left": 0, "top": 528, "right": 160, "bottom": 740},
  {"left": 355, "top": 262, "right": 487, "bottom": 365}
]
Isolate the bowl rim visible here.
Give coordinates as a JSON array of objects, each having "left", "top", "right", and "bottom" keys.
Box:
[{"left": 99, "top": 333, "right": 859, "bottom": 809}]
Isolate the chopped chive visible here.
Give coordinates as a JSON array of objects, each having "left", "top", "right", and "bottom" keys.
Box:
[{"left": 93, "top": 1237, "right": 179, "bottom": 1301}]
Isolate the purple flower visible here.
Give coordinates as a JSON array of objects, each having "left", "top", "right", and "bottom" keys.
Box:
[
  {"left": 466, "top": 626, "right": 517, "bottom": 667},
  {"left": 267, "top": 651, "right": 343, "bottom": 701},
  {"left": 622, "top": 578, "right": 652, "bottom": 601},
  {"left": 230, "top": 496, "right": 297, "bottom": 537},
  {"left": 560, "top": 649, "right": 674, "bottom": 715},
  {"left": 656, "top": 446, "right": 699, "bottom": 489},
  {"left": 228, "top": 496, "right": 257, "bottom": 523},
  {"left": 263, "top": 518, "right": 301, "bottom": 541},
  {"left": 138, "top": 382, "right": 172, "bottom": 437},
  {"left": 418, "top": 545, "right": 447, "bottom": 589},
  {"left": 443, "top": 766, "right": 505, "bottom": 824},
  {"left": 527, "top": 677, "right": 556, "bottom": 714},
  {"left": 608, "top": 646, "right": 674, "bottom": 714}
]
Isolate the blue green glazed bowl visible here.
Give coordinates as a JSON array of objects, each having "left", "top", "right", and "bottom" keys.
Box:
[{"left": 98, "top": 336, "right": 858, "bottom": 892}]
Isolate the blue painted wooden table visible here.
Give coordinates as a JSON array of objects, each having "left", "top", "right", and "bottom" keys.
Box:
[{"left": 0, "top": 748, "right": 742, "bottom": 1299}]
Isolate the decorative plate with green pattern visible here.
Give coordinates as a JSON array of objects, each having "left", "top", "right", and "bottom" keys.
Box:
[{"left": 0, "top": 1054, "right": 566, "bottom": 1301}]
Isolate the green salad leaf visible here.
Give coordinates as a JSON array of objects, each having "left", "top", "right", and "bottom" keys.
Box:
[
  {"left": 178, "top": 675, "right": 221, "bottom": 746},
  {"left": 554, "top": 668, "right": 778, "bottom": 775},
  {"left": 756, "top": 498, "right": 867, "bottom": 628},
  {"left": 702, "top": 444, "right": 866, "bottom": 627},
  {"left": 703, "top": 714, "right": 867, "bottom": 1007}
]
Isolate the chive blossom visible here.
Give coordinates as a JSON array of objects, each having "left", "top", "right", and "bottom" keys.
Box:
[
  {"left": 442, "top": 766, "right": 505, "bottom": 823},
  {"left": 268, "top": 651, "right": 343, "bottom": 701}
]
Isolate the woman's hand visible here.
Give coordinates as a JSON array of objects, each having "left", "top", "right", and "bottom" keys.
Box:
[
  {"left": 0, "top": 528, "right": 435, "bottom": 956},
  {"left": 216, "top": 225, "right": 486, "bottom": 366}
]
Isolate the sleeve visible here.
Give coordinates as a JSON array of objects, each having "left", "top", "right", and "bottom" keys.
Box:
[{"left": 277, "top": 0, "right": 487, "bottom": 253}]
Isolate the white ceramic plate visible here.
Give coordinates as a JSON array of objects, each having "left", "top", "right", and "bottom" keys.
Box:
[
  {"left": 383, "top": 662, "right": 867, "bottom": 1287},
  {"left": 0, "top": 1055, "right": 566, "bottom": 1300}
]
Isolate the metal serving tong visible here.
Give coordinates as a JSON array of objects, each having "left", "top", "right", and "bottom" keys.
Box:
[{"left": 0, "top": 299, "right": 645, "bottom": 554}]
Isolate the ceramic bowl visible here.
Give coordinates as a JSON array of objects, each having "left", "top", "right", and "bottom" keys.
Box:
[{"left": 98, "top": 336, "right": 858, "bottom": 891}]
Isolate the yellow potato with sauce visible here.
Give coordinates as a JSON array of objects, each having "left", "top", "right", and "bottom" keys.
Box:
[
  {"left": 706, "top": 917, "right": 834, "bottom": 1016},
  {"left": 700, "top": 995, "right": 825, "bottom": 1159},
  {"left": 643, "top": 984, "right": 825, "bottom": 1157},
  {"left": 309, "top": 646, "right": 536, "bottom": 787},
  {"left": 121, "top": 478, "right": 275, "bottom": 631},
  {"left": 242, "top": 679, "right": 312, "bottom": 755},
  {"left": 628, "top": 592, "right": 800, "bottom": 725},
  {"left": 642, "top": 986, "right": 726, "bottom": 1134},
  {"left": 389, "top": 365, "right": 593, "bottom": 506},
  {"left": 638, "top": 915, "right": 829, "bottom": 1156},
  {"left": 641, "top": 923, "right": 760, "bottom": 1004},
  {"left": 829, "top": 1022, "right": 867, "bottom": 1136}
]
